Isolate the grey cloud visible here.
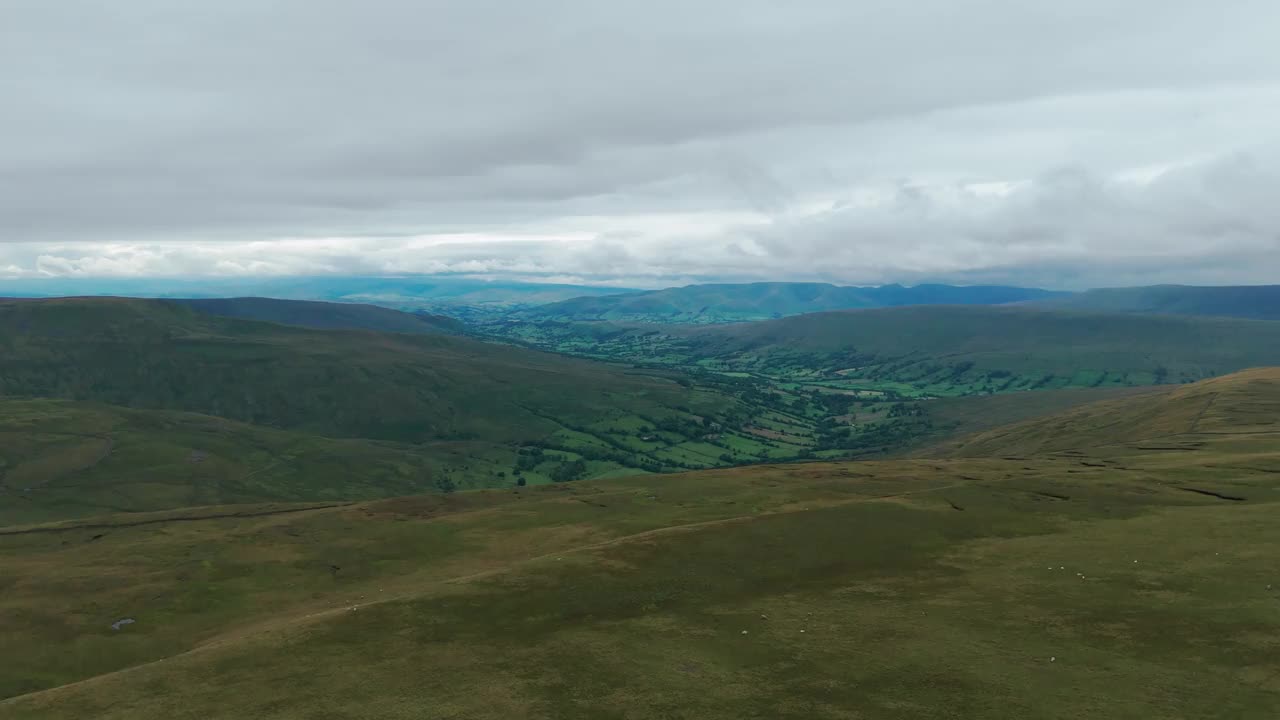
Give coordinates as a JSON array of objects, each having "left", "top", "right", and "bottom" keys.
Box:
[
  {"left": 2, "top": 1, "right": 1279, "bottom": 286},
  {"left": 11, "top": 149, "right": 1277, "bottom": 288}
]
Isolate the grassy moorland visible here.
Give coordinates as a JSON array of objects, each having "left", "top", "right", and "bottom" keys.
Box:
[
  {"left": 0, "top": 398, "right": 528, "bottom": 526},
  {"left": 1, "top": 368, "right": 1277, "bottom": 718},
  {"left": 933, "top": 366, "right": 1280, "bottom": 457}
]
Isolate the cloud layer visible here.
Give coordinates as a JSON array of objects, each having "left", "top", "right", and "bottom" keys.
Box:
[{"left": 4, "top": 1, "right": 1279, "bottom": 287}]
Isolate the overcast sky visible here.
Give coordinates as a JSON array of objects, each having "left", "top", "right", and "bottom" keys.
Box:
[{"left": 3, "top": 1, "right": 1279, "bottom": 289}]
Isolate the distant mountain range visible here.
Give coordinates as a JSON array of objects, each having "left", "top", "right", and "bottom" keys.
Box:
[
  {"left": 1030, "top": 284, "right": 1280, "bottom": 320},
  {"left": 0, "top": 275, "right": 634, "bottom": 315},
  {"left": 518, "top": 281, "right": 1280, "bottom": 324},
  {"left": 3, "top": 277, "right": 1277, "bottom": 324},
  {"left": 516, "top": 282, "right": 1068, "bottom": 323}
]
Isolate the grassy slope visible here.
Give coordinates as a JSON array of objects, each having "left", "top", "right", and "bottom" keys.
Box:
[
  {"left": 0, "top": 297, "right": 734, "bottom": 446},
  {"left": 502, "top": 305, "right": 1280, "bottom": 390},
  {"left": 173, "top": 297, "right": 465, "bottom": 334},
  {"left": 14, "top": 297, "right": 1016, "bottom": 503},
  {"left": 685, "top": 306, "right": 1280, "bottom": 375},
  {"left": 891, "top": 386, "right": 1161, "bottom": 456},
  {"left": 933, "top": 366, "right": 1280, "bottom": 458},
  {"left": 1033, "top": 284, "right": 1280, "bottom": 321},
  {"left": 3, "top": 369, "right": 1278, "bottom": 718},
  {"left": 521, "top": 282, "right": 1062, "bottom": 323},
  {"left": 484, "top": 305, "right": 1280, "bottom": 462},
  {"left": 0, "top": 374, "right": 1150, "bottom": 528},
  {"left": 0, "top": 399, "right": 528, "bottom": 526}
]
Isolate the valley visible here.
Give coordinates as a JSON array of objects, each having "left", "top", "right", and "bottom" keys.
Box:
[
  {"left": 2, "top": 368, "right": 1277, "bottom": 718},
  {"left": 2, "top": 289, "right": 1279, "bottom": 718},
  {"left": 482, "top": 304, "right": 1280, "bottom": 462},
  {"left": 486, "top": 305, "right": 1280, "bottom": 393},
  {"left": 9, "top": 3, "right": 1278, "bottom": 715}
]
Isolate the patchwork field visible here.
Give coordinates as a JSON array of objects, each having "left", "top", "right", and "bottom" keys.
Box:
[{"left": 486, "top": 306, "right": 1280, "bottom": 399}]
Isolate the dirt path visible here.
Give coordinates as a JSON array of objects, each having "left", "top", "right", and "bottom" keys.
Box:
[
  {"left": 1188, "top": 392, "right": 1219, "bottom": 433},
  {"left": 0, "top": 502, "right": 351, "bottom": 537}
]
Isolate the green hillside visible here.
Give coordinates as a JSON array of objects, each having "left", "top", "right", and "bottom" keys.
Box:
[
  {"left": 0, "top": 299, "right": 1164, "bottom": 529},
  {"left": 895, "top": 385, "right": 1160, "bottom": 454},
  {"left": 684, "top": 306, "right": 1280, "bottom": 381},
  {"left": 934, "top": 366, "right": 1280, "bottom": 458},
  {"left": 3, "top": 369, "right": 1278, "bottom": 718},
  {"left": 11, "top": 297, "right": 1035, "bottom": 487},
  {"left": 0, "top": 298, "right": 735, "bottom": 444},
  {"left": 2, "top": 298, "right": 828, "bottom": 486},
  {"left": 1033, "top": 284, "right": 1280, "bottom": 320},
  {"left": 495, "top": 305, "right": 1280, "bottom": 395},
  {"left": 174, "top": 297, "right": 464, "bottom": 334},
  {"left": 0, "top": 385, "right": 1154, "bottom": 527},
  {"left": 518, "top": 282, "right": 1064, "bottom": 324},
  {"left": 0, "top": 398, "right": 538, "bottom": 526}
]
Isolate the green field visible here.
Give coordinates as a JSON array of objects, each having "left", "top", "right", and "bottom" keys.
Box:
[{"left": 1, "top": 369, "right": 1278, "bottom": 718}]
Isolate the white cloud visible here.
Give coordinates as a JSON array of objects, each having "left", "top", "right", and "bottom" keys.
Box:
[
  {"left": 6, "top": 146, "right": 1277, "bottom": 289},
  {"left": 2, "top": 2, "right": 1279, "bottom": 287}
]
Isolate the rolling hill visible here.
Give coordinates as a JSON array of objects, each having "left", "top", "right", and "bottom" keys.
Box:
[
  {"left": 18, "top": 297, "right": 1090, "bottom": 490},
  {"left": 681, "top": 305, "right": 1280, "bottom": 378},
  {"left": 0, "top": 398, "right": 524, "bottom": 526},
  {"left": 3, "top": 369, "right": 1278, "bottom": 718},
  {"left": 496, "top": 305, "right": 1280, "bottom": 394},
  {"left": 0, "top": 298, "right": 1179, "bottom": 527},
  {"left": 0, "top": 297, "right": 729, "bottom": 444},
  {"left": 0, "top": 384, "right": 1159, "bottom": 526},
  {"left": 934, "top": 366, "right": 1280, "bottom": 457},
  {"left": 173, "top": 297, "right": 464, "bottom": 335},
  {"left": 1032, "top": 284, "right": 1280, "bottom": 320},
  {"left": 518, "top": 281, "right": 1066, "bottom": 323}
]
